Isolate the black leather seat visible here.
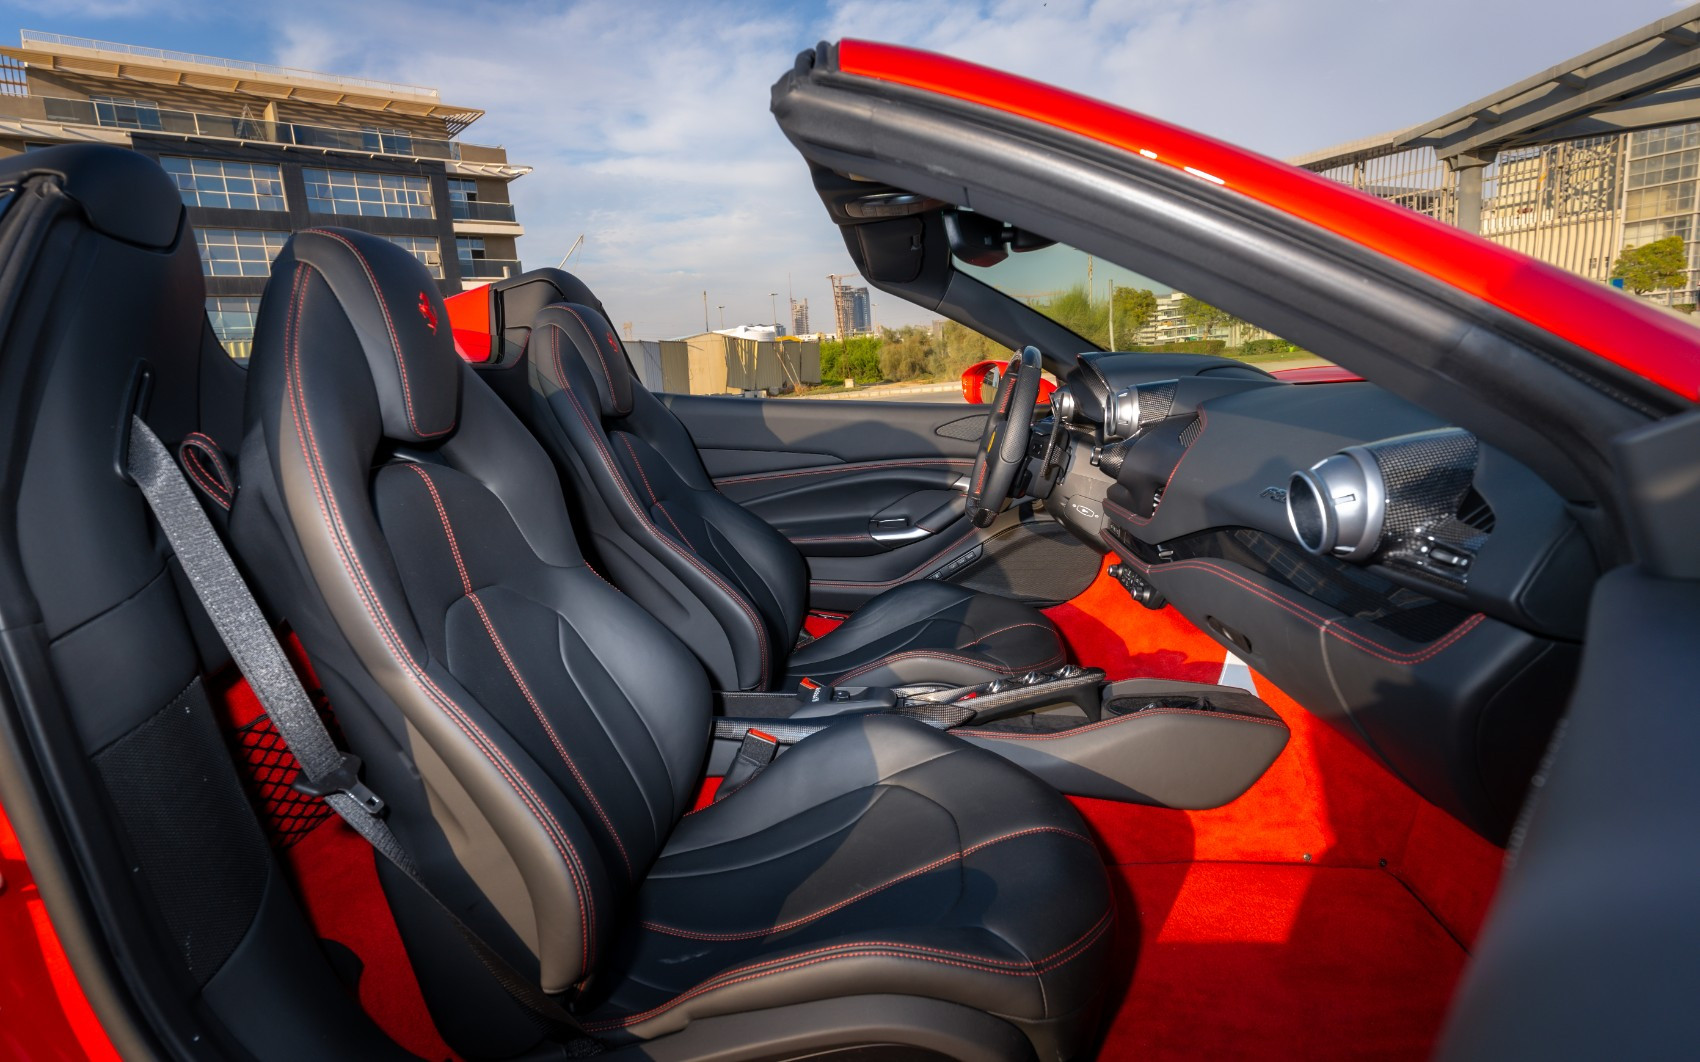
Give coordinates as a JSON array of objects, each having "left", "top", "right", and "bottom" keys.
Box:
[
  {"left": 231, "top": 229, "right": 1112, "bottom": 1059},
  {"left": 502, "top": 270, "right": 1065, "bottom": 693}
]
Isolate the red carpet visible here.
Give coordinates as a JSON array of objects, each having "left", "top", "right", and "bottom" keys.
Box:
[
  {"left": 1105, "top": 864, "right": 1470, "bottom": 1060},
  {"left": 1044, "top": 557, "right": 1503, "bottom": 1059}
]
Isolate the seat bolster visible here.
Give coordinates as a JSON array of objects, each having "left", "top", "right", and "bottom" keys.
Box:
[
  {"left": 786, "top": 582, "right": 1065, "bottom": 689},
  {"left": 583, "top": 717, "right": 1113, "bottom": 1048}
]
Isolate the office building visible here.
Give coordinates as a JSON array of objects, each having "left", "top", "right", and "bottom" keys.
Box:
[{"left": 0, "top": 30, "right": 530, "bottom": 356}]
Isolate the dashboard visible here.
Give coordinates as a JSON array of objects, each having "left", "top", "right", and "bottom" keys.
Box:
[{"left": 1037, "top": 353, "right": 1594, "bottom": 840}]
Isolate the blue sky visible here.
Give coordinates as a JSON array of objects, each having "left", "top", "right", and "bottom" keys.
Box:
[{"left": 0, "top": 0, "right": 1684, "bottom": 336}]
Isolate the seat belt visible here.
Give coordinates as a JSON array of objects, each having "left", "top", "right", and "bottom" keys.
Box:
[{"left": 124, "top": 416, "right": 600, "bottom": 1051}]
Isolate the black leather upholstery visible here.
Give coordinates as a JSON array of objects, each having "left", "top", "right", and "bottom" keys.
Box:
[
  {"left": 786, "top": 580, "right": 1066, "bottom": 687},
  {"left": 585, "top": 714, "right": 1111, "bottom": 1053},
  {"left": 512, "top": 270, "right": 1065, "bottom": 693},
  {"left": 232, "top": 229, "right": 1112, "bottom": 1058}
]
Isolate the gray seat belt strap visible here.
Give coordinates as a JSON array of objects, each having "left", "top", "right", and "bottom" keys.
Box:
[{"left": 125, "top": 416, "right": 598, "bottom": 1048}]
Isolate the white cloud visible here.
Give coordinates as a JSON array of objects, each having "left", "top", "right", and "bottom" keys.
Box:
[{"left": 257, "top": 0, "right": 1680, "bottom": 337}]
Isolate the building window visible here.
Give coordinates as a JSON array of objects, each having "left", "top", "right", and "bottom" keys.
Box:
[
  {"left": 195, "top": 228, "right": 289, "bottom": 277},
  {"left": 361, "top": 127, "right": 415, "bottom": 155},
  {"left": 302, "top": 168, "right": 434, "bottom": 219},
  {"left": 447, "top": 178, "right": 478, "bottom": 203},
  {"left": 206, "top": 296, "right": 261, "bottom": 359},
  {"left": 455, "top": 235, "right": 485, "bottom": 261},
  {"left": 91, "top": 94, "right": 163, "bottom": 131},
  {"left": 383, "top": 235, "right": 444, "bottom": 278},
  {"left": 162, "top": 157, "right": 286, "bottom": 212}
]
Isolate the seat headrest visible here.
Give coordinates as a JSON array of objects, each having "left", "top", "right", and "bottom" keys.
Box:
[
  {"left": 489, "top": 267, "right": 613, "bottom": 364},
  {"left": 534, "top": 301, "right": 635, "bottom": 418},
  {"left": 279, "top": 227, "right": 461, "bottom": 442}
]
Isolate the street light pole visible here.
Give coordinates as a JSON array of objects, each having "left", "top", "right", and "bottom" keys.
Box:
[
  {"left": 718, "top": 305, "right": 726, "bottom": 329},
  {"left": 1108, "top": 278, "right": 1116, "bottom": 351},
  {"left": 769, "top": 292, "right": 779, "bottom": 331}
]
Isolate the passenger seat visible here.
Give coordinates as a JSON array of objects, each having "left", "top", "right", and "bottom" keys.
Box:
[
  {"left": 230, "top": 228, "right": 1114, "bottom": 1059},
  {"left": 481, "top": 268, "right": 1067, "bottom": 694}
]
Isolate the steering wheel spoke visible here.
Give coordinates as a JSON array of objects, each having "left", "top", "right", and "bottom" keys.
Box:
[{"left": 966, "top": 346, "right": 1043, "bottom": 526}]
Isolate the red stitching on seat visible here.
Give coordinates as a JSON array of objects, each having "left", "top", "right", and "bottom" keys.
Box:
[
  {"left": 181, "top": 431, "right": 235, "bottom": 504},
  {"left": 179, "top": 439, "right": 233, "bottom": 509},
  {"left": 545, "top": 323, "right": 772, "bottom": 689},
  {"left": 639, "top": 826, "right": 1093, "bottom": 941},
  {"left": 584, "top": 908, "right": 1114, "bottom": 1032},
  {"left": 617, "top": 434, "right": 695, "bottom": 548},
  {"left": 283, "top": 267, "right": 596, "bottom": 970},
  {"left": 959, "top": 622, "right": 1051, "bottom": 649},
  {"left": 407, "top": 466, "right": 473, "bottom": 593},
  {"left": 559, "top": 305, "right": 626, "bottom": 415},
  {"left": 1100, "top": 531, "right": 1486, "bottom": 665},
  {"left": 305, "top": 229, "right": 453, "bottom": 438},
  {"left": 407, "top": 465, "right": 635, "bottom": 881}
]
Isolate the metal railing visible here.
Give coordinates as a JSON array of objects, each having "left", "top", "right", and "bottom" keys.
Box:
[
  {"left": 450, "top": 200, "right": 517, "bottom": 222},
  {"left": 459, "top": 258, "right": 521, "bottom": 279},
  {"left": 1301, "top": 135, "right": 1628, "bottom": 285},
  {"left": 0, "top": 92, "right": 474, "bottom": 161},
  {"left": 20, "top": 30, "right": 439, "bottom": 99}
]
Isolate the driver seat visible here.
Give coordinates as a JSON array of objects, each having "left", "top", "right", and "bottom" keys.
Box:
[{"left": 504, "top": 269, "right": 1065, "bottom": 693}]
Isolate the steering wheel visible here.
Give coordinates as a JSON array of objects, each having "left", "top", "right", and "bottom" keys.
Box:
[{"left": 966, "top": 346, "right": 1043, "bottom": 527}]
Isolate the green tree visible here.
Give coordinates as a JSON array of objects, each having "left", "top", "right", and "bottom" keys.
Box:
[
  {"left": 1611, "top": 236, "right": 1688, "bottom": 294},
  {"left": 819, "top": 335, "right": 882, "bottom": 383},
  {"left": 1178, "top": 296, "right": 1237, "bottom": 336},
  {"left": 1112, "top": 286, "right": 1157, "bottom": 344},
  {"left": 936, "top": 321, "right": 1007, "bottom": 377},
  {"left": 879, "top": 325, "right": 934, "bottom": 380}
]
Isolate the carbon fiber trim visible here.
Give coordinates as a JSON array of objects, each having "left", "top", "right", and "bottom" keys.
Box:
[
  {"left": 935, "top": 414, "right": 989, "bottom": 441},
  {"left": 1367, "top": 428, "right": 1479, "bottom": 547}
]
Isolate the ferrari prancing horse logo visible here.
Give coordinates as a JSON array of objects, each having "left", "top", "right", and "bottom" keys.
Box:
[{"left": 418, "top": 292, "right": 438, "bottom": 333}]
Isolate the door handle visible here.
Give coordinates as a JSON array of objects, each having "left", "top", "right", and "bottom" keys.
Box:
[{"left": 870, "top": 518, "right": 933, "bottom": 544}]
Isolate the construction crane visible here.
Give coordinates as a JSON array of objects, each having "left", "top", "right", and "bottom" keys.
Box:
[
  {"left": 828, "top": 273, "right": 858, "bottom": 338},
  {"left": 556, "top": 234, "right": 584, "bottom": 269}
]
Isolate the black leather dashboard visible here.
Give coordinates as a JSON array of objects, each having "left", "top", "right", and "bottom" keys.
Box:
[{"left": 1046, "top": 354, "right": 1595, "bottom": 839}]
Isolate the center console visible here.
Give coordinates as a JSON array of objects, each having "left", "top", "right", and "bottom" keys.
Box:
[{"left": 708, "top": 668, "right": 1290, "bottom": 810}]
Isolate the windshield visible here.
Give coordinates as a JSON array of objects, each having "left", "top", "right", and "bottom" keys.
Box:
[{"left": 955, "top": 239, "right": 1334, "bottom": 371}]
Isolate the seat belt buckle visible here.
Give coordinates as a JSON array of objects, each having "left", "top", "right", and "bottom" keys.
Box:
[
  {"left": 293, "top": 751, "right": 385, "bottom": 815},
  {"left": 715, "top": 729, "right": 780, "bottom": 803},
  {"left": 797, "top": 676, "right": 832, "bottom": 703}
]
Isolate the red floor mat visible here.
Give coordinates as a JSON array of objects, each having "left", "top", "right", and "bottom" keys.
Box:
[
  {"left": 1044, "top": 557, "right": 1504, "bottom": 1058},
  {"left": 1104, "top": 864, "right": 1470, "bottom": 1060}
]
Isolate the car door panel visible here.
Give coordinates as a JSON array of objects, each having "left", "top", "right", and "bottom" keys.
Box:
[
  {"left": 662, "top": 394, "right": 1100, "bottom": 609},
  {"left": 715, "top": 461, "right": 969, "bottom": 557}
]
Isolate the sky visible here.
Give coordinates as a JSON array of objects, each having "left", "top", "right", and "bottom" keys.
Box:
[{"left": 0, "top": 0, "right": 1688, "bottom": 336}]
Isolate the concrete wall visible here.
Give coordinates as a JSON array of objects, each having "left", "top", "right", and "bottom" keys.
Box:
[{"left": 664, "top": 334, "right": 821, "bottom": 394}]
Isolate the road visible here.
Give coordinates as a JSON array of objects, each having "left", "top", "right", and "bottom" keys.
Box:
[{"left": 793, "top": 382, "right": 967, "bottom": 403}]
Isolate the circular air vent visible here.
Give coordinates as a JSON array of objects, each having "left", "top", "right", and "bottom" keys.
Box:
[
  {"left": 1287, "top": 428, "right": 1479, "bottom": 562},
  {"left": 1287, "top": 449, "right": 1385, "bottom": 560}
]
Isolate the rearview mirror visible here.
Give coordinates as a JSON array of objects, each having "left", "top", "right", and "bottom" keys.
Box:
[{"left": 942, "top": 209, "right": 1058, "bottom": 267}]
